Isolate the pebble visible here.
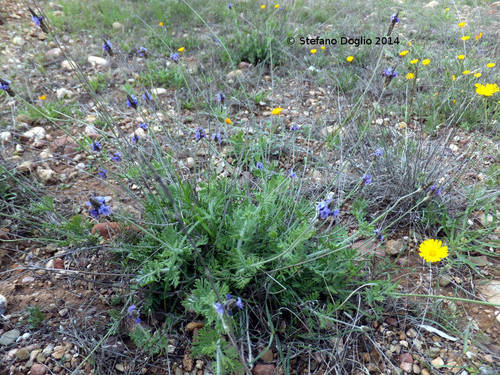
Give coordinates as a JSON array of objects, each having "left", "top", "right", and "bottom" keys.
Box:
[
  {"left": 16, "top": 347, "right": 30, "bottom": 360},
  {"left": 151, "top": 87, "right": 167, "bottom": 96},
  {"left": 56, "top": 88, "right": 73, "bottom": 99},
  {"left": 115, "top": 363, "right": 125, "bottom": 372},
  {"left": 40, "top": 150, "right": 53, "bottom": 160},
  {"left": 112, "top": 21, "right": 123, "bottom": 30},
  {"left": 431, "top": 356, "right": 444, "bottom": 367},
  {"left": 13, "top": 36, "right": 25, "bottom": 46},
  {"left": 42, "top": 344, "right": 54, "bottom": 357},
  {"left": 134, "top": 127, "right": 146, "bottom": 138},
  {"left": 85, "top": 124, "right": 100, "bottom": 139},
  {"left": 226, "top": 69, "right": 244, "bottom": 81},
  {"left": 252, "top": 363, "right": 275, "bottom": 375},
  {"left": 1, "top": 330, "right": 21, "bottom": 346},
  {"left": 22, "top": 127, "right": 46, "bottom": 141},
  {"left": 21, "top": 276, "right": 35, "bottom": 283},
  {"left": 0, "top": 294, "right": 6, "bottom": 315},
  {"left": 88, "top": 56, "right": 109, "bottom": 67},
  {"left": 58, "top": 308, "right": 68, "bottom": 317},
  {"left": 29, "top": 363, "right": 46, "bottom": 375},
  {"left": 439, "top": 275, "right": 453, "bottom": 287},
  {"left": 449, "top": 144, "right": 459, "bottom": 153},
  {"left": 36, "top": 166, "right": 56, "bottom": 184},
  {"left": 0, "top": 131, "right": 12, "bottom": 142},
  {"left": 51, "top": 345, "right": 66, "bottom": 359},
  {"left": 186, "top": 157, "right": 195, "bottom": 168},
  {"left": 15, "top": 144, "right": 24, "bottom": 153},
  {"left": 385, "top": 239, "right": 403, "bottom": 256},
  {"left": 406, "top": 328, "right": 417, "bottom": 338},
  {"left": 423, "top": 1, "right": 439, "bottom": 8},
  {"left": 61, "top": 60, "right": 74, "bottom": 71},
  {"left": 45, "top": 48, "right": 62, "bottom": 60}
]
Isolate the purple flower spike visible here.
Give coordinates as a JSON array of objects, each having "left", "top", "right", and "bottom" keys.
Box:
[
  {"left": 127, "top": 305, "right": 136, "bottom": 315},
  {"left": 102, "top": 39, "right": 113, "bottom": 56},
  {"left": 383, "top": 67, "right": 398, "bottom": 78},
  {"left": 228, "top": 3, "right": 233, "bottom": 10},
  {"left": 211, "top": 131, "right": 222, "bottom": 143},
  {"left": 214, "top": 302, "right": 224, "bottom": 316},
  {"left": 91, "top": 140, "right": 102, "bottom": 152},
  {"left": 111, "top": 152, "right": 121, "bottom": 162},
  {"left": 216, "top": 92, "right": 225, "bottom": 104},
  {"left": 289, "top": 168, "right": 297, "bottom": 178},
  {"left": 127, "top": 94, "right": 138, "bottom": 109},
  {"left": 139, "top": 123, "right": 148, "bottom": 130},
  {"left": 142, "top": 91, "right": 152, "bottom": 102},
  {"left": 390, "top": 13, "right": 400, "bottom": 24},
  {"left": 170, "top": 52, "right": 180, "bottom": 62},
  {"left": 226, "top": 294, "right": 232, "bottom": 300},
  {"left": 135, "top": 317, "right": 141, "bottom": 324},
  {"left": 256, "top": 162, "right": 263, "bottom": 170},
  {"left": 362, "top": 174, "right": 372, "bottom": 185},
  {"left": 195, "top": 127, "right": 206, "bottom": 140},
  {"left": 290, "top": 124, "right": 300, "bottom": 131},
  {"left": 236, "top": 297, "right": 244, "bottom": 310},
  {"left": 131, "top": 134, "right": 139, "bottom": 143},
  {"left": 137, "top": 47, "right": 148, "bottom": 57},
  {"left": 98, "top": 168, "right": 107, "bottom": 179},
  {"left": 375, "top": 148, "right": 383, "bottom": 157}
]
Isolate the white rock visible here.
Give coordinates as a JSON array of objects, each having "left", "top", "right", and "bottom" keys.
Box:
[
  {"left": 15, "top": 144, "right": 24, "bottom": 153},
  {"left": 134, "top": 128, "right": 146, "bottom": 138},
  {"left": 56, "top": 87, "right": 73, "bottom": 99},
  {"left": 227, "top": 69, "right": 243, "bottom": 80},
  {"left": 76, "top": 162, "right": 85, "bottom": 170},
  {"left": 151, "top": 87, "right": 167, "bottom": 96},
  {"left": 61, "top": 60, "right": 74, "bottom": 71},
  {"left": 112, "top": 22, "right": 123, "bottom": 30},
  {"left": 449, "top": 144, "right": 459, "bottom": 153},
  {"left": 23, "top": 127, "right": 46, "bottom": 141},
  {"left": 85, "top": 124, "right": 100, "bottom": 139},
  {"left": 45, "top": 47, "right": 62, "bottom": 60},
  {"left": 88, "top": 56, "right": 109, "bottom": 67},
  {"left": 21, "top": 276, "right": 35, "bottom": 283},
  {"left": 424, "top": 1, "right": 439, "bottom": 8},
  {"left": 0, "top": 131, "right": 12, "bottom": 142},
  {"left": 36, "top": 166, "right": 56, "bottom": 184},
  {"left": 186, "top": 157, "right": 195, "bottom": 168},
  {"left": 39, "top": 150, "right": 53, "bottom": 160},
  {"left": 13, "top": 36, "right": 25, "bottom": 46}
]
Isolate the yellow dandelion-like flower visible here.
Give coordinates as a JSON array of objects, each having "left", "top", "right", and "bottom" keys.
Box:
[
  {"left": 272, "top": 107, "right": 283, "bottom": 115},
  {"left": 408, "top": 41, "right": 412, "bottom": 47},
  {"left": 422, "top": 59, "right": 430, "bottom": 66},
  {"left": 462, "top": 70, "right": 470, "bottom": 75},
  {"left": 225, "top": 117, "right": 233, "bottom": 125},
  {"left": 274, "top": 4, "right": 279, "bottom": 9},
  {"left": 346, "top": 56, "right": 354, "bottom": 62},
  {"left": 458, "top": 22, "right": 466, "bottom": 28},
  {"left": 452, "top": 74, "right": 456, "bottom": 81},
  {"left": 410, "top": 59, "right": 419, "bottom": 64},
  {"left": 405, "top": 72, "right": 415, "bottom": 79},
  {"left": 320, "top": 46, "right": 326, "bottom": 50},
  {"left": 452, "top": 99, "right": 456, "bottom": 103},
  {"left": 461, "top": 35, "right": 470, "bottom": 41},
  {"left": 475, "top": 32, "right": 483, "bottom": 41},
  {"left": 260, "top": 4, "right": 266, "bottom": 9},
  {"left": 310, "top": 49, "right": 317, "bottom": 54},
  {"left": 457, "top": 55, "right": 465, "bottom": 60},
  {"left": 445, "top": 7, "right": 449, "bottom": 12},
  {"left": 177, "top": 47, "right": 185, "bottom": 52},
  {"left": 475, "top": 83, "right": 499, "bottom": 97},
  {"left": 486, "top": 63, "right": 495, "bottom": 68},
  {"left": 474, "top": 72, "right": 482, "bottom": 78},
  {"left": 399, "top": 50, "right": 409, "bottom": 57},
  {"left": 419, "top": 239, "right": 449, "bottom": 263},
  {"left": 39, "top": 94, "right": 47, "bottom": 100},
  {"left": 159, "top": 21, "right": 164, "bottom": 27}
]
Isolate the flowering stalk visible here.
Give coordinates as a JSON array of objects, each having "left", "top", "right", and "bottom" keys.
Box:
[{"left": 407, "top": 65, "right": 418, "bottom": 121}]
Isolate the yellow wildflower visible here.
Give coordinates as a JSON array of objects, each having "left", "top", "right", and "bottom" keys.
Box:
[
  {"left": 346, "top": 56, "right": 354, "bottom": 62},
  {"left": 399, "top": 50, "right": 409, "bottom": 56},
  {"left": 408, "top": 41, "right": 412, "bottom": 47},
  {"left": 410, "top": 59, "right": 418, "bottom": 64},
  {"left": 457, "top": 55, "right": 465, "bottom": 60},
  {"left": 474, "top": 72, "right": 481, "bottom": 78},
  {"left": 274, "top": 4, "right": 279, "bottom": 9},
  {"left": 421, "top": 59, "right": 430, "bottom": 66},
  {"left": 225, "top": 117, "right": 233, "bottom": 125},
  {"left": 39, "top": 94, "right": 47, "bottom": 100},
  {"left": 310, "top": 49, "right": 317, "bottom": 54},
  {"left": 445, "top": 7, "right": 449, "bottom": 12},
  {"left": 159, "top": 21, "right": 164, "bottom": 27},
  {"left": 458, "top": 22, "right": 466, "bottom": 28},
  {"left": 475, "top": 83, "right": 499, "bottom": 97},
  {"left": 272, "top": 107, "right": 283, "bottom": 115},
  {"left": 475, "top": 32, "right": 482, "bottom": 41},
  {"left": 260, "top": 4, "right": 266, "bottom": 9},
  {"left": 486, "top": 63, "right": 495, "bottom": 68},
  {"left": 452, "top": 75, "right": 456, "bottom": 81},
  {"left": 320, "top": 46, "right": 326, "bottom": 50},
  {"left": 452, "top": 99, "right": 456, "bottom": 103},
  {"left": 419, "top": 239, "right": 449, "bottom": 263},
  {"left": 461, "top": 35, "right": 470, "bottom": 41},
  {"left": 177, "top": 47, "right": 185, "bottom": 52},
  {"left": 462, "top": 70, "right": 470, "bottom": 75},
  {"left": 405, "top": 72, "right": 415, "bottom": 79}
]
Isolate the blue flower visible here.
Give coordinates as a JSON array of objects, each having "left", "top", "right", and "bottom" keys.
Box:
[
  {"left": 195, "top": 127, "right": 206, "bottom": 140},
  {"left": 86, "top": 196, "right": 111, "bottom": 218},
  {"left": 211, "top": 131, "right": 222, "bottom": 143},
  {"left": 170, "top": 52, "right": 180, "bottom": 62},
  {"left": 362, "top": 174, "right": 372, "bottom": 185},
  {"left": 135, "top": 317, "right": 141, "bottom": 324},
  {"left": 216, "top": 92, "right": 225, "bottom": 104},
  {"left": 98, "top": 169, "right": 107, "bottom": 179},
  {"left": 139, "top": 123, "right": 148, "bottom": 130},
  {"left": 142, "top": 91, "right": 152, "bottom": 102},
  {"left": 236, "top": 297, "right": 243, "bottom": 310},
  {"left": 214, "top": 302, "right": 224, "bottom": 316},
  {"left": 111, "top": 152, "right": 121, "bottom": 162},
  {"left": 126, "top": 94, "right": 138, "bottom": 109},
  {"left": 383, "top": 68, "right": 398, "bottom": 78},
  {"left": 256, "top": 162, "right": 263, "bottom": 170},
  {"left": 137, "top": 47, "right": 148, "bottom": 57},
  {"left": 91, "top": 140, "right": 102, "bottom": 152},
  {"left": 316, "top": 198, "right": 338, "bottom": 220},
  {"left": 430, "top": 185, "right": 442, "bottom": 197},
  {"left": 98, "top": 204, "right": 112, "bottom": 216},
  {"left": 289, "top": 124, "right": 300, "bottom": 131},
  {"left": 102, "top": 39, "right": 113, "bottom": 56},
  {"left": 228, "top": 3, "right": 233, "bottom": 9},
  {"left": 374, "top": 228, "right": 384, "bottom": 241},
  {"left": 375, "top": 148, "right": 383, "bottom": 157},
  {"left": 131, "top": 134, "right": 139, "bottom": 143},
  {"left": 127, "top": 305, "right": 136, "bottom": 316},
  {"left": 28, "top": 7, "right": 48, "bottom": 33},
  {"left": 0, "top": 78, "right": 11, "bottom": 91},
  {"left": 289, "top": 168, "right": 297, "bottom": 178},
  {"left": 390, "top": 13, "right": 400, "bottom": 24}
]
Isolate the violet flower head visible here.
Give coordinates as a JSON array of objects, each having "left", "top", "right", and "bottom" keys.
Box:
[
  {"left": 137, "top": 47, "right": 148, "bottom": 57},
  {"left": 236, "top": 297, "right": 244, "bottom": 310},
  {"left": 228, "top": 3, "right": 233, "bottom": 10},
  {"left": 289, "top": 168, "right": 297, "bottom": 179},
  {"left": 383, "top": 67, "right": 398, "bottom": 79},
  {"left": 390, "top": 13, "right": 400, "bottom": 24},
  {"left": 127, "top": 305, "right": 136, "bottom": 316},
  {"left": 102, "top": 39, "right": 113, "bottom": 56},
  {"left": 375, "top": 148, "right": 383, "bottom": 157},
  {"left": 127, "top": 94, "right": 138, "bottom": 109},
  {"left": 28, "top": 7, "right": 48, "bottom": 33},
  {"left": 362, "top": 174, "right": 372, "bottom": 185},
  {"left": 142, "top": 91, "right": 152, "bottom": 103},
  {"left": 226, "top": 294, "right": 232, "bottom": 300},
  {"left": 86, "top": 196, "right": 112, "bottom": 218},
  {"left": 131, "top": 134, "right": 139, "bottom": 143},
  {"left": 211, "top": 131, "right": 222, "bottom": 143},
  {"left": 98, "top": 168, "right": 107, "bottom": 179},
  {"left": 111, "top": 152, "right": 121, "bottom": 162},
  {"left": 0, "top": 78, "right": 14, "bottom": 97},
  {"left": 139, "top": 122, "right": 148, "bottom": 130},
  {"left": 256, "top": 161, "right": 263, "bottom": 170},
  {"left": 316, "top": 198, "right": 337, "bottom": 220},
  {"left": 170, "top": 52, "right": 180, "bottom": 62},
  {"left": 290, "top": 124, "right": 300, "bottom": 131},
  {"left": 214, "top": 302, "right": 224, "bottom": 316},
  {"left": 91, "top": 140, "right": 102, "bottom": 152},
  {"left": 195, "top": 127, "right": 206, "bottom": 140},
  {"left": 135, "top": 317, "right": 141, "bottom": 324},
  {"left": 216, "top": 92, "right": 225, "bottom": 104}
]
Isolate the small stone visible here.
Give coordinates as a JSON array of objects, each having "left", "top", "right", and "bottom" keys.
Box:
[
  {"left": 227, "top": 69, "right": 244, "bottom": 81},
  {"left": 36, "top": 167, "right": 56, "bottom": 184},
  {"left": 134, "top": 127, "right": 146, "bottom": 138},
  {"left": 186, "top": 322, "right": 205, "bottom": 332},
  {"left": 115, "top": 363, "right": 125, "bottom": 372},
  {"left": 91, "top": 222, "right": 122, "bottom": 239},
  {"left": 51, "top": 346, "right": 66, "bottom": 359},
  {"left": 13, "top": 36, "right": 25, "bottom": 46},
  {"left": 238, "top": 61, "right": 252, "bottom": 69},
  {"left": 421, "top": 370, "right": 430, "bottom": 375},
  {"left": 449, "top": 144, "right": 459, "bottom": 153},
  {"left": 16, "top": 348, "right": 30, "bottom": 360},
  {"left": 195, "top": 360, "right": 203, "bottom": 369},
  {"left": 423, "top": 1, "right": 439, "bottom": 8},
  {"left": 183, "top": 352, "right": 194, "bottom": 371},
  {"left": 58, "top": 308, "right": 68, "bottom": 317},
  {"left": 399, "top": 352, "right": 413, "bottom": 372},
  {"left": 112, "top": 22, "right": 123, "bottom": 30},
  {"left": 30, "top": 363, "right": 46, "bottom": 375},
  {"left": 375, "top": 118, "right": 384, "bottom": 125},
  {"left": 56, "top": 88, "right": 73, "bottom": 99},
  {"left": 151, "top": 87, "right": 168, "bottom": 96},
  {"left": 186, "top": 157, "right": 195, "bottom": 168},
  {"left": 45, "top": 48, "right": 62, "bottom": 60},
  {"left": 22, "top": 127, "right": 46, "bottom": 141},
  {"left": 431, "top": 357, "right": 444, "bottom": 368},
  {"left": 40, "top": 150, "right": 53, "bottom": 160},
  {"left": 85, "top": 125, "right": 100, "bottom": 139},
  {"left": 15, "top": 144, "right": 24, "bottom": 153},
  {"left": 413, "top": 364, "right": 421, "bottom": 373},
  {"left": 260, "top": 349, "right": 274, "bottom": 362},
  {"left": 469, "top": 256, "right": 491, "bottom": 267},
  {"left": 61, "top": 60, "right": 74, "bottom": 71},
  {"left": 0, "top": 131, "right": 12, "bottom": 142},
  {"left": 0, "top": 294, "right": 6, "bottom": 314},
  {"left": 252, "top": 363, "right": 275, "bottom": 375},
  {"left": 439, "top": 275, "right": 453, "bottom": 287},
  {"left": 42, "top": 344, "right": 54, "bottom": 356},
  {"left": 22, "top": 276, "right": 35, "bottom": 283},
  {"left": 88, "top": 56, "right": 109, "bottom": 67},
  {"left": 385, "top": 239, "right": 403, "bottom": 256}
]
